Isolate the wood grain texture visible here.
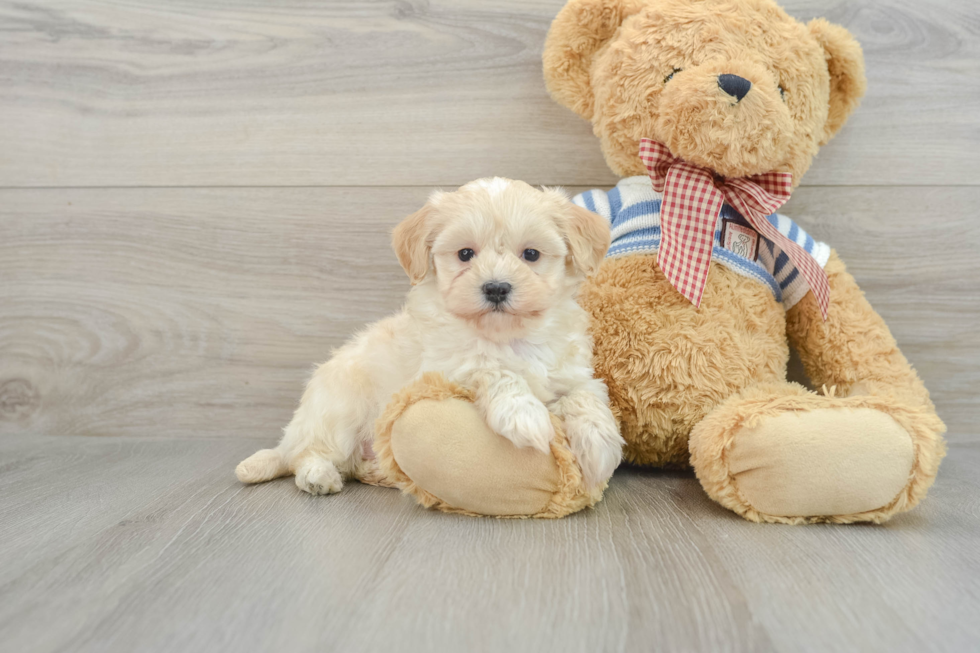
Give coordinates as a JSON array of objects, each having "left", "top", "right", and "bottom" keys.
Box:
[
  {"left": 1, "top": 0, "right": 979, "bottom": 188},
  {"left": 1, "top": 185, "right": 976, "bottom": 441},
  {"left": 1, "top": 435, "right": 978, "bottom": 653},
  {"left": 0, "top": 186, "right": 425, "bottom": 439}
]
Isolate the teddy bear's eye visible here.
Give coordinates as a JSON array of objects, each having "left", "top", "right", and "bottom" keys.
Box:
[
  {"left": 778, "top": 85, "right": 786, "bottom": 101},
  {"left": 664, "top": 68, "right": 682, "bottom": 84}
]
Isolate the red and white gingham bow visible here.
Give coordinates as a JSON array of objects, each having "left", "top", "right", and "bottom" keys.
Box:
[{"left": 639, "top": 138, "right": 829, "bottom": 319}]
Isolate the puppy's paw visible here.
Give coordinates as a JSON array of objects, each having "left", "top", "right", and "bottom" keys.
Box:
[
  {"left": 294, "top": 457, "right": 343, "bottom": 496},
  {"left": 485, "top": 394, "right": 556, "bottom": 454},
  {"left": 565, "top": 410, "right": 625, "bottom": 489}
]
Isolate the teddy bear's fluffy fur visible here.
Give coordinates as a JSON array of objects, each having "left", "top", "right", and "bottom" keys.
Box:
[{"left": 537, "top": 0, "right": 946, "bottom": 523}]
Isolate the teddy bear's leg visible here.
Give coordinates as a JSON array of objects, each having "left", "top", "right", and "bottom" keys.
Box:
[
  {"left": 689, "top": 381, "right": 944, "bottom": 523},
  {"left": 373, "top": 373, "right": 601, "bottom": 518},
  {"left": 689, "top": 252, "right": 946, "bottom": 524}
]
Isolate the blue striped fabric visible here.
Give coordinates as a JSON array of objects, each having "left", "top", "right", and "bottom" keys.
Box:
[{"left": 573, "top": 176, "right": 831, "bottom": 309}]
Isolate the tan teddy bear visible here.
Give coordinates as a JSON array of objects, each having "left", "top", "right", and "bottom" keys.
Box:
[
  {"left": 540, "top": 0, "right": 946, "bottom": 523},
  {"left": 373, "top": 0, "right": 946, "bottom": 523}
]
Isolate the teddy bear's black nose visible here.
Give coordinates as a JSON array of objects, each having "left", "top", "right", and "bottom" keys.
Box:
[{"left": 718, "top": 74, "right": 752, "bottom": 102}]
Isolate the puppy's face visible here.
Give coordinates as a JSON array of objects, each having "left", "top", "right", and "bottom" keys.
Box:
[{"left": 392, "top": 178, "right": 609, "bottom": 336}]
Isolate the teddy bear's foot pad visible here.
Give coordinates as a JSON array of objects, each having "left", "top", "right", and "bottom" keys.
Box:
[
  {"left": 727, "top": 408, "right": 914, "bottom": 519},
  {"left": 389, "top": 398, "right": 564, "bottom": 516}
]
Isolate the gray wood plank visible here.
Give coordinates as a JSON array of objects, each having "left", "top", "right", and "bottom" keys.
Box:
[
  {"left": 0, "top": 435, "right": 266, "bottom": 586},
  {"left": 0, "top": 186, "right": 425, "bottom": 440},
  {"left": 1, "top": 0, "right": 977, "bottom": 188},
  {"left": 0, "top": 435, "right": 977, "bottom": 652},
  {"left": 1, "top": 186, "right": 976, "bottom": 441}
]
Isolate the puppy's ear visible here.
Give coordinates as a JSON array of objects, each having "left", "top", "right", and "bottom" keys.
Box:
[
  {"left": 562, "top": 202, "right": 610, "bottom": 276},
  {"left": 392, "top": 204, "right": 434, "bottom": 284}
]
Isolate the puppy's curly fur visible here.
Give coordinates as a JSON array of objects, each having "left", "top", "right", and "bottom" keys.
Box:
[{"left": 237, "top": 178, "right": 624, "bottom": 495}]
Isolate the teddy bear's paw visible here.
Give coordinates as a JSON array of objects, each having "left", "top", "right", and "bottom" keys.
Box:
[
  {"left": 485, "top": 394, "right": 555, "bottom": 454},
  {"left": 564, "top": 412, "right": 625, "bottom": 489},
  {"left": 294, "top": 456, "right": 344, "bottom": 496},
  {"left": 692, "top": 401, "right": 936, "bottom": 523}
]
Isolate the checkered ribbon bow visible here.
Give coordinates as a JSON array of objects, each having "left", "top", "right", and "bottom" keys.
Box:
[{"left": 639, "top": 138, "right": 829, "bottom": 319}]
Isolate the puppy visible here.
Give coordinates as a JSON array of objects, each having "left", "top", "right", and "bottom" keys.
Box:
[{"left": 236, "top": 178, "right": 624, "bottom": 495}]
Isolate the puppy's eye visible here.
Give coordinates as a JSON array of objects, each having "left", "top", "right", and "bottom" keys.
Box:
[
  {"left": 664, "top": 68, "right": 682, "bottom": 84},
  {"left": 778, "top": 85, "right": 786, "bottom": 101},
  {"left": 522, "top": 248, "right": 540, "bottom": 262},
  {"left": 458, "top": 248, "right": 475, "bottom": 262}
]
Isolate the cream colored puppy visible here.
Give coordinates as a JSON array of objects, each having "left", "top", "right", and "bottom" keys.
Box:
[{"left": 236, "top": 178, "right": 624, "bottom": 495}]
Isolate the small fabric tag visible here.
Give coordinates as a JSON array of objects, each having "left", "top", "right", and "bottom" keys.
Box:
[{"left": 721, "top": 220, "right": 759, "bottom": 261}]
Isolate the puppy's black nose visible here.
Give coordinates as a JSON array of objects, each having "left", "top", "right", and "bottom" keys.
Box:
[
  {"left": 482, "top": 281, "right": 512, "bottom": 304},
  {"left": 718, "top": 74, "right": 752, "bottom": 102}
]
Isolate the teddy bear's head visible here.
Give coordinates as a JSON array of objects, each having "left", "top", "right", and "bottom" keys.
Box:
[{"left": 543, "top": 0, "right": 866, "bottom": 185}]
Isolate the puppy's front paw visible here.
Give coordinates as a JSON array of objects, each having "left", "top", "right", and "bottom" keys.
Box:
[
  {"left": 485, "top": 394, "right": 556, "bottom": 454},
  {"left": 565, "top": 411, "right": 625, "bottom": 489},
  {"left": 294, "top": 457, "right": 343, "bottom": 495}
]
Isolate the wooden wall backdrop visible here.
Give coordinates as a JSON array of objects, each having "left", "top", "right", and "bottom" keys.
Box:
[{"left": 2, "top": 0, "right": 979, "bottom": 443}]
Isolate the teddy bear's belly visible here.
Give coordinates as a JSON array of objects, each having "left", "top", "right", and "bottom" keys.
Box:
[{"left": 581, "top": 254, "right": 789, "bottom": 467}]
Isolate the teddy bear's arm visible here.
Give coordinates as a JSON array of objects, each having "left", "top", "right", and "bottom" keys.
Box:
[{"left": 785, "top": 250, "right": 933, "bottom": 408}]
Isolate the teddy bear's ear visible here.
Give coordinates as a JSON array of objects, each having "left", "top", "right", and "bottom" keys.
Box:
[
  {"left": 543, "top": 0, "right": 646, "bottom": 121},
  {"left": 808, "top": 18, "right": 867, "bottom": 144}
]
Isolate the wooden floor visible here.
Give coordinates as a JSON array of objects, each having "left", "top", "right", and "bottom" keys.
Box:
[
  {"left": 1, "top": 435, "right": 978, "bottom": 652},
  {"left": 2, "top": 1, "right": 979, "bottom": 651}
]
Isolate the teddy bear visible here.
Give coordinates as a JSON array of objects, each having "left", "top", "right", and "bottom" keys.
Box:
[{"left": 371, "top": 0, "right": 946, "bottom": 523}]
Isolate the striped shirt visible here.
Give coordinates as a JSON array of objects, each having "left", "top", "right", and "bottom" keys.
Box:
[{"left": 573, "top": 176, "right": 831, "bottom": 310}]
